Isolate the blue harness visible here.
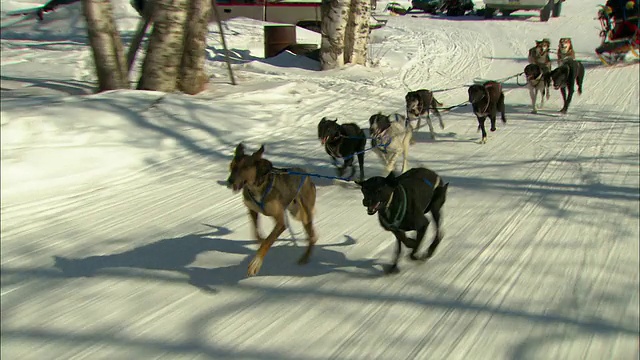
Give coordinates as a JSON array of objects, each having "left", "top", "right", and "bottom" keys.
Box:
[{"left": 247, "top": 172, "right": 307, "bottom": 212}]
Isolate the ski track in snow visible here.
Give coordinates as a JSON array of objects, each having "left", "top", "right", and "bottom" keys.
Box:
[{"left": 1, "top": 0, "right": 639, "bottom": 359}]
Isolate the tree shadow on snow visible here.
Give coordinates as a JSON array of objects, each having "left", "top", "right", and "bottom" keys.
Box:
[
  {"left": 505, "top": 103, "right": 640, "bottom": 124},
  {"left": 205, "top": 46, "right": 320, "bottom": 71},
  {"left": 51, "top": 225, "right": 380, "bottom": 293},
  {"left": 205, "top": 47, "right": 260, "bottom": 65},
  {"left": 0, "top": 75, "right": 94, "bottom": 96},
  {"left": 445, "top": 173, "right": 639, "bottom": 202}
]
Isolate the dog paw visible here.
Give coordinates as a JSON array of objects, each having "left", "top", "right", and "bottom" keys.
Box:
[
  {"left": 531, "top": 109, "right": 538, "bottom": 114},
  {"left": 409, "top": 253, "right": 423, "bottom": 261},
  {"left": 490, "top": 127, "right": 496, "bottom": 132},
  {"left": 384, "top": 264, "right": 400, "bottom": 275},
  {"left": 247, "top": 257, "right": 263, "bottom": 277}
]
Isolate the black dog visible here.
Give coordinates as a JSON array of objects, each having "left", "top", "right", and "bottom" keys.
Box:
[
  {"left": 467, "top": 81, "right": 506, "bottom": 144},
  {"left": 317, "top": 117, "right": 366, "bottom": 182},
  {"left": 550, "top": 58, "right": 585, "bottom": 114},
  {"left": 355, "top": 168, "right": 449, "bottom": 274},
  {"left": 405, "top": 89, "right": 444, "bottom": 139}
]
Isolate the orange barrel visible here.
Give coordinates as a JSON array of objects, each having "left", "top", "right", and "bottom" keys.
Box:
[{"left": 264, "top": 24, "right": 296, "bottom": 58}]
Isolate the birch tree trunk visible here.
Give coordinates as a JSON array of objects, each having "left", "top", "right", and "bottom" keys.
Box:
[
  {"left": 320, "top": 0, "right": 349, "bottom": 70},
  {"left": 137, "top": 0, "right": 189, "bottom": 92},
  {"left": 345, "top": 0, "right": 370, "bottom": 65},
  {"left": 177, "top": 0, "right": 212, "bottom": 94},
  {"left": 82, "top": 0, "right": 128, "bottom": 91},
  {"left": 343, "top": 2, "right": 355, "bottom": 64}
]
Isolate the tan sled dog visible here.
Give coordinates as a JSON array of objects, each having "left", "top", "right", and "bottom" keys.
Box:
[
  {"left": 227, "top": 143, "right": 318, "bottom": 277},
  {"left": 557, "top": 37, "right": 576, "bottom": 65}
]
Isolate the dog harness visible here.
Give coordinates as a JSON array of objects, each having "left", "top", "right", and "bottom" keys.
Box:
[
  {"left": 476, "top": 83, "right": 502, "bottom": 116},
  {"left": 373, "top": 127, "right": 393, "bottom": 154},
  {"left": 247, "top": 173, "right": 306, "bottom": 212},
  {"left": 325, "top": 136, "right": 343, "bottom": 159},
  {"left": 380, "top": 177, "right": 440, "bottom": 230},
  {"left": 380, "top": 185, "right": 407, "bottom": 230},
  {"left": 528, "top": 72, "right": 543, "bottom": 86}
]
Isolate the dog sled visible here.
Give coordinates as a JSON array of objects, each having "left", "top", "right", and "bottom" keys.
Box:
[{"left": 595, "top": 3, "right": 640, "bottom": 65}]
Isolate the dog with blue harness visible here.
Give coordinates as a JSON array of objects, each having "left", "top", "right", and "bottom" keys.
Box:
[
  {"left": 355, "top": 167, "right": 449, "bottom": 275},
  {"left": 227, "top": 143, "right": 318, "bottom": 277}
]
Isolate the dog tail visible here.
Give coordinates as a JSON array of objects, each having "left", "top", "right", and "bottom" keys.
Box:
[{"left": 432, "top": 97, "right": 443, "bottom": 108}]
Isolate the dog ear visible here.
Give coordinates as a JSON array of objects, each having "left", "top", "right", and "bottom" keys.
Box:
[
  {"left": 253, "top": 144, "right": 265, "bottom": 158},
  {"left": 234, "top": 143, "right": 245, "bottom": 158}
]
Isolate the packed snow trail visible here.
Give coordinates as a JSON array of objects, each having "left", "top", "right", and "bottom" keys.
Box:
[{"left": 1, "top": 0, "right": 639, "bottom": 359}]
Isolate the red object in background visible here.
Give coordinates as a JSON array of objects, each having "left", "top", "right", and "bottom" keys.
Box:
[{"left": 612, "top": 21, "right": 640, "bottom": 45}]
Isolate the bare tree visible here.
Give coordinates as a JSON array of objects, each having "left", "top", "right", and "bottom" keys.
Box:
[
  {"left": 82, "top": 0, "right": 128, "bottom": 91},
  {"left": 137, "top": 0, "right": 189, "bottom": 92},
  {"left": 320, "top": 0, "right": 349, "bottom": 70},
  {"left": 344, "top": 0, "right": 370, "bottom": 65},
  {"left": 177, "top": 0, "right": 212, "bottom": 94}
]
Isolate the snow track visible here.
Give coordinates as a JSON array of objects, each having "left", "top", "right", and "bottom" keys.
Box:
[{"left": 2, "top": 0, "right": 639, "bottom": 359}]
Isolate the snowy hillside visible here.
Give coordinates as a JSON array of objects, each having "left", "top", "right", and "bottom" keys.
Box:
[{"left": 1, "top": 0, "right": 639, "bottom": 359}]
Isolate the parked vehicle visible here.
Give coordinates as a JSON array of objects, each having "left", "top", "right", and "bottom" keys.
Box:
[
  {"left": 212, "top": 0, "right": 385, "bottom": 32},
  {"left": 482, "top": 0, "right": 565, "bottom": 22},
  {"left": 412, "top": 0, "right": 474, "bottom": 16}
]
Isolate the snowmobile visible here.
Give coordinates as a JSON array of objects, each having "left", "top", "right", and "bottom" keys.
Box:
[
  {"left": 411, "top": 0, "right": 473, "bottom": 16},
  {"left": 440, "top": 0, "right": 474, "bottom": 16},
  {"left": 411, "top": 0, "right": 442, "bottom": 14},
  {"left": 595, "top": 3, "right": 640, "bottom": 65}
]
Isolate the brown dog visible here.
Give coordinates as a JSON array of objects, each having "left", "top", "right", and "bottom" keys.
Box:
[
  {"left": 405, "top": 89, "right": 444, "bottom": 139},
  {"left": 557, "top": 37, "right": 576, "bottom": 65},
  {"left": 467, "top": 81, "right": 506, "bottom": 144},
  {"left": 227, "top": 143, "right": 318, "bottom": 277}
]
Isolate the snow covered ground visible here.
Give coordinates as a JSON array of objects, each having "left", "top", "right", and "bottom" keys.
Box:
[{"left": 1, "top": 0, "right": 639, "bottom": 359}]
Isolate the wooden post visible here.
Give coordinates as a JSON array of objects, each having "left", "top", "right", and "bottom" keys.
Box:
[
  {"left": 126, "top": 0, "right": 154, "bottom": 74},
  {"left": 211, "top": 1, "right": 236, "bottom": 85}
]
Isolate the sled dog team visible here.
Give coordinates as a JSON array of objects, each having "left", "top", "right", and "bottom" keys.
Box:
[
  {"left": 227, "top": 37, "right": 586, "bottom": 277},
  {"left": 525, "top": 37, "right": 585, "bottom": 115}
]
